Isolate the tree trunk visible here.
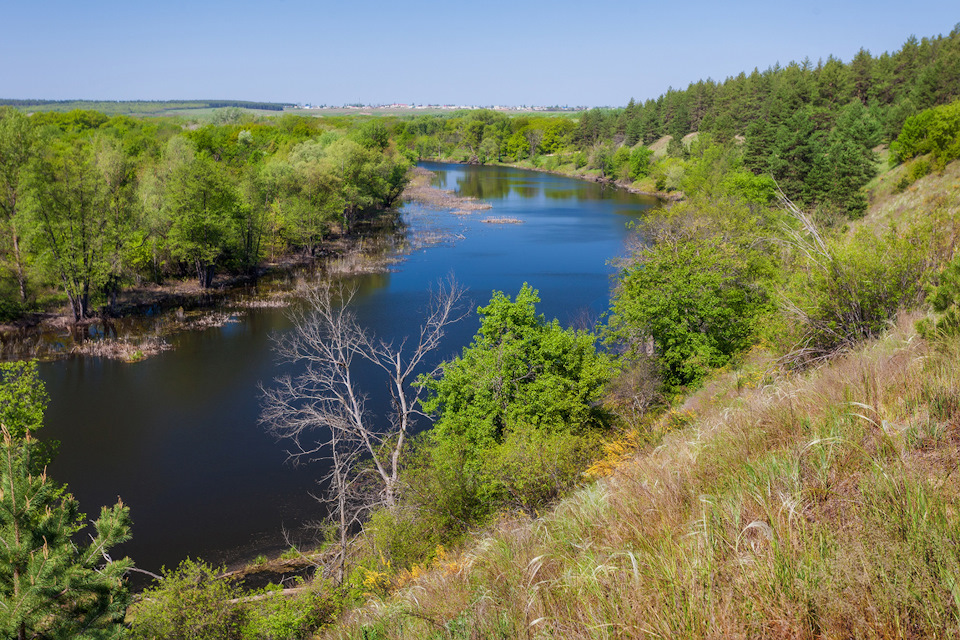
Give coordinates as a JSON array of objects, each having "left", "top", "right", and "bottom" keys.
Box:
[
  {"left": 66, "top": 291, "right": 82, "bottom": 323},
  {"left": 11, "top": 222, "right": 25, "bottom": 303},
  {"left": 81, "top": 282, "right": 90, "bottom": 320},
  {"left": 196, "top": 260, "right": 215, "bottom": 288}
]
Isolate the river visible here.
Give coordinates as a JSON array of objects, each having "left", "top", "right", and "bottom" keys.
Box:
[{"left": 38, "top": 162, "right": 659, "bottom": 576}]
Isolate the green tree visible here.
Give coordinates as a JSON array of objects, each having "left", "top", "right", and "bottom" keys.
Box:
[
  {"left": 891, "top": 98, "right": 960, "bottom": 167},
  {"left": 134, "top": 135, "right": 195, "bottom": 285},
  {"left": 419, "top": 285, "right": 612, "bottom": 519},
  {"left": 608, "top": 228, "right": 767, "bottom": 390},
  {"left": 352, "top": 119, "right": 390, "bottom": 151},
  {"left": 462, "top": 120, "right": 486, "bottom": 161},
  {"left": 0, "top": 361, "right": 51, "bottom": 468},
  {"left": 323, "top": 138, "right": 408, "bottom": 232},
  {"left": 805, "top": 101, "right": 879, "bottom": 218},
  {"left": 165, "top": 155, "right": 240, "bottom": 288},
  {"left": 0, "top": 361, "right": 132, "bottom": 640},
  {"left": 505, "top": 131, "right": 529, "bottom": 161},
  {"left": 0, "top": 108, "right": 37, "bottom": 304},
  {"left": 23, "top": 139, "right": 112, "bottom": 321},
  {"left": 94, "top": 135, "right": 139, "bottom": 308},
  {"left": 540, "top": 119, "right": 575, "bottom": 154},
  {"left": 766, "top": 107, "right": 817, "bottom": 203},
  {"left": 629, "top": 146, "right": 654, "bottom": 180}
]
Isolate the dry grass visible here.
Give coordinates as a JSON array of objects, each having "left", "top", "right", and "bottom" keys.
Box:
[
  {"left": 70, "top": 335, "right": 171, "bottom": 362},
  {"left": 324, "top": 313, "right": 960, "bottom": 639},
  {"left": 403, "top": 167, "right": 492, "bottom": 213},
  {"left": 861, "top": 159, "right": 960, "bottom": 236},
  {"left": 324, "top": 249, "right": 401, "bottom": 276},
  {"left": 479, "top": 217, "right": 523, "bottom": 225},
  {"left": 649, "top": 135, "right": 673, "bottom": 157},
  {"left": 176, "top": 311, "right": 243, "bottom": 331},
  {"left": 233, "top": 294, "right": 292, "bottom": 309}
]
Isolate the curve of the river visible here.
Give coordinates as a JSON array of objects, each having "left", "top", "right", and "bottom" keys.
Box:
[{"left": 39, "top": 162, "right": 659, "bottom": 576}]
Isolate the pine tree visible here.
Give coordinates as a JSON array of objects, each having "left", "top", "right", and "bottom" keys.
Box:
[{"left": 0, "top": 362, "right": 132, "bottom": 640}]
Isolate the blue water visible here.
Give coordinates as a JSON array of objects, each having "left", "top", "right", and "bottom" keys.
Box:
[{"left": 38, "top": 163, "right": 658, "bottom": 575}]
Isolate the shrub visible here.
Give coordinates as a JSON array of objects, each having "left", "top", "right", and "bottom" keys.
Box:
[
  {"left": 783, "top": 228, "right": 928, "bottom": 359},
  {"left": 891, "top": 98, "right": 960, "bottom": 167},
  {"left": 241, "top": 582, "right": 339, "bottom": 640},
  {"left": 608, "top": 233, "right": 767, "bottom": 390},
  {"left": 129, "top": 559, "right": 246, "bottom": 640},
  {"left": 918, "top": 251, "right": 960, "bottom": 339},
  {"left": 485, "top": 425, "right": 602, "bottom": 517},
  {"left": 366, "top": 506, "right": 445, "bottom": 570}
]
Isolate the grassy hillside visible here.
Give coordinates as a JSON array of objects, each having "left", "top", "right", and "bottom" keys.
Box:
[{"left": 320, "top": 159, "right": 960, "bottom": 639}]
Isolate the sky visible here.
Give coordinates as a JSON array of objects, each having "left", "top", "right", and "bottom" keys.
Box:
[{"left": 2, "top": 1, "right": 958, "bottom": 108}]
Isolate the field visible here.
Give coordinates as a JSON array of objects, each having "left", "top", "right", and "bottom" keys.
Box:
[
  {"left": 1, "top": 99, "right": 291, "bottom": 118},
  {"left": 1, "top": 99, "right": 582, "bottom": 120}
]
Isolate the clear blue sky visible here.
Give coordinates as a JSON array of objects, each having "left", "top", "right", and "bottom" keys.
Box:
[{"left": 2, "top": 0, "right": 957, "bottom": 107}]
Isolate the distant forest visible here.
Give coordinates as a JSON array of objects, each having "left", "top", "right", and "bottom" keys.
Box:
[{"left": 396, "top": 26, "right": 960, "bottom": 218}]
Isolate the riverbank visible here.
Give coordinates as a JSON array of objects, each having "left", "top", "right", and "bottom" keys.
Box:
[
  {"left": 0, "top": 225, "right": 403, "bottom": 362},
  {"left": 0, "top": 164, "right": 511, "bottom": 363},
  {"left": 402, "top": 166, "right": 493, "bottom": 212},
  {"left": 417, "top": 155, "right": 683, "bottom": 202}
]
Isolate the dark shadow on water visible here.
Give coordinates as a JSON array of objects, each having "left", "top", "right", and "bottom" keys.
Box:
[{"left": 39, "top": 162, "right": 659, "bottom": 577}]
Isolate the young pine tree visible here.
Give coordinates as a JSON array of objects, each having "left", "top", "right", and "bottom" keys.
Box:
[{"left": 0, "top": 362, "right": 133, "bottom": 640}]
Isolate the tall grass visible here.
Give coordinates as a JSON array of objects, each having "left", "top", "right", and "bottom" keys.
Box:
[{"left": 323, "top": 315, "right": 960, "bottom": 639}]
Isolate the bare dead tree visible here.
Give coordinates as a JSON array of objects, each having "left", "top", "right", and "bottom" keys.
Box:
[
  {"left": 776, "top": 185, "right": 831, "bottom": 274},
  {"left": 259, "top": 277, "right": 466, "bottom": 581}
]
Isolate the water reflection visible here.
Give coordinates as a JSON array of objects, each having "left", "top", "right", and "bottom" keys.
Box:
[
  {"left": 424, "top": 161, "right": 658, "bottom": 209},
  {"left": 38, "top": 163, "right": 658, "bottom": 576}
]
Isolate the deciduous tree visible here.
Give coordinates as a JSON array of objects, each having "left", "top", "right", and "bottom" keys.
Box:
[{"left": 23, "top": 139, "right": 111, "bottom": 321}]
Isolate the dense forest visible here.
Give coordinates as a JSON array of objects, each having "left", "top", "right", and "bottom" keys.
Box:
[
  {"left": 0, "top": 108, "right": 410, "bottom": 322},
  {"left": 3, "top": 25, "right": 960, "bottom": 640}
]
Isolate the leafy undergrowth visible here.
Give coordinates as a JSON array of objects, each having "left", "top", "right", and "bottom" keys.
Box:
[{"left": 323, "top": 314, "right": 960, "bottom": 639}]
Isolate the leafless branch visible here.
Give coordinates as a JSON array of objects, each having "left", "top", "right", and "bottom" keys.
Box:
[{"left": 259, "top": 277, "right": 467, "bottom": 582}]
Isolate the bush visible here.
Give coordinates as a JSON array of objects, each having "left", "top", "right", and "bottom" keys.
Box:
[
  {"left": 485, "top": 426, "right": 602, "bottom": 517},
  {"left": 895, "top": 157, "right": 932, "bottom": 192},
  {"left": 784, "top": 228, "right": 928, "bottom": 359},
  {"left": 608, "top": 232, "right": 768, "bottom": 390},
  {"left": 918, "top": 252, "right": 960, "bottom": 339},
  {"left": 0, "top": 294, "right": 23, "bottom": 322},
  {"left": 241, "top": 582, "right": 339, "bottom": 640},
  {"left": 719, "top": 170, "right": 777, "bottom": 204},
  {"left": 891, "top": 99, "right": 960, "bottom": 167},
  {"left": 908, "top": 157, "right": 932, "bottom": 181},
  {"left": 611, "top": 144, "right": 631, "bottom": 178},
  {"left": 366, "top": 506, "right": 445, "bottom": 570},
  {"left": 130, "top": 559, "right": 246, "bottom": 640}
]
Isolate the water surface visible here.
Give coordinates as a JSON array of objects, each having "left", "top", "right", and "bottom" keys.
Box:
[{"left": 40, "top": 163, "right": 658, "bottom": 574}]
